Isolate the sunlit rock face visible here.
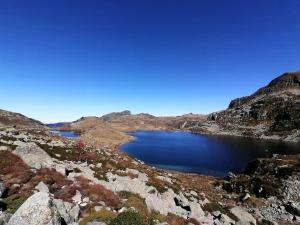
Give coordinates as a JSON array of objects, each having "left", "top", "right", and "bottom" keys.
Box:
[{"left": 185, "top": 71, "right": 300, "bottom": 142}]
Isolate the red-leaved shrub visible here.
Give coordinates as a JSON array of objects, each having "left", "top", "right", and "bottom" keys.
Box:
[{"left": 75, "top": 176, "right": 121, "bottom": 208}]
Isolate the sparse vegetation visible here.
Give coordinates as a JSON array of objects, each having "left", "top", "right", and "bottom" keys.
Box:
[
  {"left": 3, "top": 195, "right": 28, "bottom": 214},
  {"left": 75, "top": 176, "right": 121, "bottom": 208},
  {"left": 120, "top": 192, "right": 166, "bottom": 224},
  {"left": 38, "top": 144, "right": 78, "bottom": 161},
  {"left": 109, "top": 210, "right": 147, "bottom": 225},
  {"left": 146, "top": 177, "right": 168, "bottom": 193},
  {"left": 202, "top": 202, "right": 238, "bottom": 222},
  {"left": 79, "top": 208, "right": 117, "bottom": 225}
]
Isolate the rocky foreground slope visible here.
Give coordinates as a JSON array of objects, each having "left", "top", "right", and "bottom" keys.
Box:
[
  {"left": 184, "top": 71, "right": 300, "bottom": 142},
  {"left": 0, "top": 126, "right": 299, "bottom": 225}
]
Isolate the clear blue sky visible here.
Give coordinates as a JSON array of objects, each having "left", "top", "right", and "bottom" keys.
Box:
[{"left": 0, "top": 0, "right": 299, "bottom": 123}]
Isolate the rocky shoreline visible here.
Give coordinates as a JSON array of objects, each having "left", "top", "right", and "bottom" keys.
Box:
[{"left": 0, "top": 126, "right": 299, "bottom": 225}]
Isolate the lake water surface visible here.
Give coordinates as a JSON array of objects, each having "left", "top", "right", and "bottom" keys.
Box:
[
  {"left": 120, "top": 130, "right": 299, "bottom": 177},
  {"left": 50, "top": 130, "right": 80, "bottom": 139}
]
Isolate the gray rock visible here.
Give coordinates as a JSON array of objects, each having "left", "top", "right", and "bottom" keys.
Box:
[
  {"left": 53, "top": 199, "right": 80, "bottom": 224},
  {"left": 72, "top": 190, "right": 82, "bottom": 205},
  {"left": 0, "top": 146, "right": 8, "bottom": 151},
  {"left": 260, "top": 219, "right": 278, "bottom": 225},
  {"left": 242, "top": 193, "right": 251, "bottom": 201},
  {"left": 219, "top": 214, "right": 235, "bottom": 225},
  {"left": 230, "top": 207, "right": 256, "bottom": 225},
  {"left": 94, "top": 206, "right": 103, "bottom": 212},
  {"left": 0, "top": 212, "right": 11, "bottom": 225},
  {"left": 86, "top": 221, "right": 107, "bottom": 225},
  {"left": 0, "top": 183, "right": 6, "bottom": 198},
  {"left": 34, "top": 181, "right": 49, "bottom": 193},
  {"left": 285, "top": 201, "right": 300, "bottom": 217},
  {"left": 236, "top": 222, "right": 252, "bottom": 225},
  {"left": 13, "top": 143, "right": 54, "bottom": 169},
  {"left": 7, "top": 192, "right": 60, "bottom": 225}
]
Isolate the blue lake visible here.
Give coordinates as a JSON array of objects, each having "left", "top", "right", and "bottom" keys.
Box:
[
  {"left": 50, "top": 130, "right": 80, "bottom": 138},
  {"left": 120, "top": 130, "right": 300, "bottom": 177}
]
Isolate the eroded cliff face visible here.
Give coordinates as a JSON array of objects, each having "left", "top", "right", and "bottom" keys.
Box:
[{"left": 185, "top": 71, "right": 300, "bottom": 142}]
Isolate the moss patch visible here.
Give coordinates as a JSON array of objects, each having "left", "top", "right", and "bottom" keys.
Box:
[
  {"left": 109, "top": 211, "right": 147, "bottom": 225},
  {"left": 3, "top": 195, "right": 28, "bottom": 214}
]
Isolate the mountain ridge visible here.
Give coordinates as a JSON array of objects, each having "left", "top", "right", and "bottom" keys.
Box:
[{"left": 184, "top": 71, "right": 300, "bottom": 142}]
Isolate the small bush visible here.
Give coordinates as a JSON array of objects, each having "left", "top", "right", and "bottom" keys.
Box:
[
  {"left": 146, "top": 177, "right": 168, "bottom": 193},
  {"left": 54, "top": 185, "right": 78, "bottom": 203},
  {"left": 202, "top": 202, "right": 238, "bottom": 222},
  {"left": 166, "top": 213, "right": 186, "bottom": 225},
  {"left": 75, "top": 176, "right": 121, "bottom": 208},
  {"left": 3, "top": 195, "right": 28, "bottom": 214},
  {"left": 109, "top": 211, "right": 147, "bottom": 225}
]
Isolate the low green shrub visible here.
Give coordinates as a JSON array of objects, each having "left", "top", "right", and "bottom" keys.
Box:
[
  {"left": 202, "top": 202, "right": 238, "bottom": 222},
  {"left": 109, "top": 211, "right": 147, "bottom": 225},
  {"left": 3, "top": 195, "right": 27, "bottom": 214}
]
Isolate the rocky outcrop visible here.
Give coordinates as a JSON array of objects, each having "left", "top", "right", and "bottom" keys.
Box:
[
  {"left": 185, "top": 71, "right": 300, "bottom": 142},
  {"left": 53, "top": 199, "right": 80, "bottom": 225},
  {"left": 0, "top": 124, "right": 299, "bottom": 225},
  {"left": 6, "top": 192, "right": 80, "bottom": 225},
  {"left": 101, "top": 110, "right": 132, "bottom": 121},
  {"left": 230, "top": 207, "right": 256, "bottom": 225},
  {"left": 7, "top": 192, "right": 61, "bottom": 225},
  {"left": 13, "top": 142, "right": 54, "bottom": 169}
]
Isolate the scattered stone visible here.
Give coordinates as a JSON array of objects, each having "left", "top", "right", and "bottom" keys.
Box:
[
  {"left": 53, "top": 199, "right": 80, "bottom": 224},
  {"left": 230, "top": 207, "right": 256, "bottom": 225},
  {"left": 118, "top": 207, "right": 128, "bottom": 213},
  {"left": 94, "top": 206, "right": 103, "bottom": 212},
  {"left": 284, "top": 201, "right": 300, "bottom": 217},
  {"left": 34, "top": 181, "right": 49, "bottom": 193},
  {"left": 86, "top": 221, "right": 107, "bottom": 225},
  {"left": 0, "top": 182, "right": 6, "bottom": 198},
  {"left": 72, "top": 190, "right": 82, "bottom": 205},
  {"left": 156, "top": 175, "right": 173, "bottom": 184},
  {"left": 0, "top": 212, "right": 11, "bottom": 225},
  {"left": 82, "top": 197, "right": 89, "bottom": 203},
  {"left": 260, "top": 219, "right": 278, "bottom": 225},
  {"left": 219, "top": 214, "right": 235, "bottom": 225},
  {"left": 0, "top": 146, "right": 8, "bottom": 151},
  {"left": 242, "top": 193, "right": 251, "bottom": 201}
]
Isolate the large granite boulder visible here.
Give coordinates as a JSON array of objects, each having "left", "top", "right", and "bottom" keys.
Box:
[
  {"left": 7, "top": 192, "right": 60, "bottom": 225},
  {"left": 230, "top": 207, "right": 256, "bottom": 225},
  {"left": 13, "top": 142, "right": 54, "bottom": 169}
]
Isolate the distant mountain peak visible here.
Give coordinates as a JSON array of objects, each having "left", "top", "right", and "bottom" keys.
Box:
[
  {"left": 101, "top": 110, "right": 132, "bottom": 121},
  {"left": 268, "top": 71, "right": 300, "bottom": 88}
]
